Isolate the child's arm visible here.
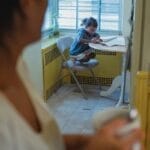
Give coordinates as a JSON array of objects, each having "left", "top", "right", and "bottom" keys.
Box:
[
  {"left": 79, "top": 38, "right": 92, "bottom": 44},
  {"left": 76, "top": 29, "right": 93, "bottom": 44},
  {"left": 76, "top": 30, "right": 102, "bottom": 44},
  {"left": 78, "top": 33, "right": 100, "bottom": 44},
  {"left": 92, "top": 33, "right": 103, "bottom": 43},
  {"left": 80, "top": 38, "right": 102, "bottom": 44}
]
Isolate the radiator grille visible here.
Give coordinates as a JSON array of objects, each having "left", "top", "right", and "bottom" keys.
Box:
[
  {"left": 44, "top": 47, "right": 60, "bottom": 65},
  {"left": 71, "top": 76, "right": 113, "bottom": 86},
  {"left": 95, "top": 50, "right": 117, "bottom": 56}
]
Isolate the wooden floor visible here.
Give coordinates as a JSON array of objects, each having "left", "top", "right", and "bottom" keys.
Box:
[{"left": 47, "top": 85, "right": 126, "bottom": 134}]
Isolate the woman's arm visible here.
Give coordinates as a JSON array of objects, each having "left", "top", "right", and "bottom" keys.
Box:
[{"left": 63, "top": 119, "right": 143, "bottom": 150}]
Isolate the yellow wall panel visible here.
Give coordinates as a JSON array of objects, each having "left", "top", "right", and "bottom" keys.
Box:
[
  {"left": 42, "top": 44, "right": 62, "bottom": 100},
  {"left": 134, "top": 72, "right": 150, "bottom": 150},
  {"left": 77, "top": 53, "right": 122, "bottom": 78},
  {"left": 44, "top": 56, "right": 62, "bottom": 90}
]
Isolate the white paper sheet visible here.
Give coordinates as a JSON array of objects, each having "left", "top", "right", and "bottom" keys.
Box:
[{"left": 101, "top": 36, "right": 126, "bottom": 47}]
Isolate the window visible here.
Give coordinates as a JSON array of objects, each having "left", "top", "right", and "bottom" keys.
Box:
[
  {"left": 58, "top": 0, "right": 122, "bottom": 33},
  {"left": 42, "top": 0, "right": 58, "bottom": 35}
]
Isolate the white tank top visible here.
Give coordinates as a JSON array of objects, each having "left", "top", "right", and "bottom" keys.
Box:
[{"left": 0, "top": 57, "right": 65, "bottom": 150}]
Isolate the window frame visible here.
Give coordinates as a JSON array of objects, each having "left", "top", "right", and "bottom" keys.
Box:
[
  {"left": 42, "top": 0, "right": 59, "bottom": 37},
  {"left": 58, "top": 0, "right": 123, "bottom": 35}
]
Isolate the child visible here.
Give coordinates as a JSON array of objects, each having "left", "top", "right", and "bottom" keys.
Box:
[{"left": 70, "top": 17, "right": 102, "bottom": 62}]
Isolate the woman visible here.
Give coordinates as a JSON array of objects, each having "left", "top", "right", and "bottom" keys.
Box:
[{"left": 0, "top": 0, "right": 143, "bottom": 150}]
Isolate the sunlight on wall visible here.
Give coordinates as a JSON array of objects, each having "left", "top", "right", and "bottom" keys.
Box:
[
  {"left": 123, "top": 0, "right": 132, "bottom": 37},
  {"left": 22, "top": 41, "right": 43, "bottom": 96}
]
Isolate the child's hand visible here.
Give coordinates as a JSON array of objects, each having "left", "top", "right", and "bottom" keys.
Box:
[
  {"left": 99, "top": 38, "right": 103, "bottom": 42},
  {"left": 91, "top": 38, "right": 98, "bottom": 44},
  {"left": 91, "top": 37, "right": 103, "bottom": 44}
]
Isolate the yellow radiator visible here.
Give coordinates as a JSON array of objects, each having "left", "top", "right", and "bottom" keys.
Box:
[
  {"left": 134, "top": 72, "right": 150, "bottom": 149},
  {"left": 42, "top": 44, "right": 63, "bottom": 100}
]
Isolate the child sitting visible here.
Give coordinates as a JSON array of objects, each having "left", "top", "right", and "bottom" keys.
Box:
[{"left": 70, "top": 17, "right": 102, "bottom": 62}]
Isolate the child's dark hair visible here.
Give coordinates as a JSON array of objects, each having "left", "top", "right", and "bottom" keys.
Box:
[{"left": 81, "top": 17, "right": 98, "bottom": 28}]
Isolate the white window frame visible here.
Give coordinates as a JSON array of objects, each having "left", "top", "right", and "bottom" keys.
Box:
[
  {"left": 58, "top": 0, "right": 123, "bottom": 35},
  {"left": 42, "top": 0, "right": 59, "bottom": 37}
]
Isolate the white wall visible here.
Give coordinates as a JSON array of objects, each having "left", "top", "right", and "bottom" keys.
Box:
[
  {"left": 122, "top": 0, "right": 132, "bottom": 37},
  {"left": 22, "top": 41, "right": 43, "bottom": 96}
]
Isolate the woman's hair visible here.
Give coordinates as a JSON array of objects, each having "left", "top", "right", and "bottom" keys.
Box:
[
  {"left": 81, "top": 17, "right": 98, "bottom": 28},
  {"left": 0, "top": 0, "right": 24, "bottom": 42}
]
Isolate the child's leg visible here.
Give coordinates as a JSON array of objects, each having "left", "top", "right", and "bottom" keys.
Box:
[
  {"left": 70, "top": 49, "right": 96, "bottom": 63},
  {"left": 88, "top": 51, "right": 96, "bottom": 59},
  {"left": 80, "top": 49, "right": 96, "bottom": 62},
  {"left": 70, "top": 53, "right": 86, "bottom": 61}
]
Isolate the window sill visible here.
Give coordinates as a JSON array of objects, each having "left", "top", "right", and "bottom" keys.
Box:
[
  {"left": 41, "top": 30, "right": 123, "bottom": 49},
  {"left": 41, "top": 35, "right": 60, "bottom": 49},
  {"left": 59, "top": 29, "right": 122, "bottom": 37}
]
